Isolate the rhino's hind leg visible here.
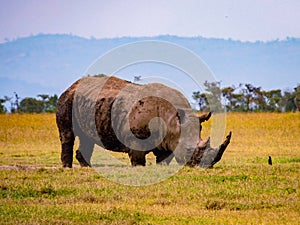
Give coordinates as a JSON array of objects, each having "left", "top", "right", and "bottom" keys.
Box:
[
  {"left": 56, "top": 98, "right": 75, "bottom": 168},
  {"left": 76, "top": 135, "right": 94, "bottom": 167},
  {"left": 60, "top": 130, "right": 75, "bottom": 168}
]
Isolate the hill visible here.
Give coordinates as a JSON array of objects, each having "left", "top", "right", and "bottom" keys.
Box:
[{"left": 0, "top": 34, "right": 299, "bottom": 100}]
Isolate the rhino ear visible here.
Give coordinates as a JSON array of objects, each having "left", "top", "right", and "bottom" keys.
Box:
[
  {"left": 177, "top": 109, "right": 186, "bottom": 124},
  {"left": 197, "top": 111, "right": 212, "bottom": 123}
]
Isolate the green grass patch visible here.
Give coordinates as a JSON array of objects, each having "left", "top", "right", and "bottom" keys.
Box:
[{"left": 0, "top": 113, "right": 299, "bottom": 224}]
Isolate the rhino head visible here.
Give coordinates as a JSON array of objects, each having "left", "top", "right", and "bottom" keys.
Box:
[{"left": 186, "top": 112, "right": 232, "bottom": 168}]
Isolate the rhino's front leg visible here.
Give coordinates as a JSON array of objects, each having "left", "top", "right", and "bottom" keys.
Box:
[
  {"left": 128, "top": 150, "right": 148, "bottom": 166},
  {"left": 153, "top": 149, "right": 174, "bottom": 165}
]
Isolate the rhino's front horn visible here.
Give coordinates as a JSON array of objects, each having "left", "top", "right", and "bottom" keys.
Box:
[
  {"left": 197, "top": 136, "right": 210, "bottom": 149},
  {"left": 199, "top": 131, "right": 232, "bottom": 168}
]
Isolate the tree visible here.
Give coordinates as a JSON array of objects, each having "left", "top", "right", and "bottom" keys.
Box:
[
  {"left": 0, "top": 98, "right": 6, "bottom": 113},
  {"left": 87, "top": 74, "right": 106, "bottom": 78},
  {"left": 21, "top": 94, "right": 59, "bottom": 113},
  {"left": 3, "top": 94, "right": 21, "bottom": 113},
  {"left": 203, "top": 81, "right": 223, "bottom": 112},
  {"left": 281, "top": 90, "right": 295, "bottom": 112},
  {"left": 134, "top": 76, "right": 141, "bottom": 82},
  {"left": 192, "top": 82, "right": 300, "bottom": 112},
  {"left": 252, "top": 86, "right": 266, "bottom": 111},
  {"left": 241, "top": 83, "right": 255, "bottom": 111},
  {"left": 13, "top": 92, "right": 21, "bottom": 113},
  {"left": 45, "top": 94, "right": 58, "bottom": 112},
  {"left": 281, "top": 86, "right": 300, "bottom": 112},
  {"left": 263, "top": 89, "right": 282, "bottom": 112},
  {"left": 37, "top": 94, "right": 49, "bottom": 112},
  {"left": 20, "top": 98, "right": 44, "bottom": 113},
  {"left": 231, "top": 93, "right": 244, "bottom": 112},
  {"left": 192, "top": 91, "right": 208, "bottom": 111},
  {"left": 4, "top": 96, "right": 13, "bottom": 112},
  {"left": 222, "top": 86, "right": 236, "bottom": 112},
  {"left": 294, "top": 85, "right": 300, "bottom": 111}
]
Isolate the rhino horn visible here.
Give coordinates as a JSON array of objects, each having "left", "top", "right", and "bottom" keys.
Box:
[
  {"left": 199, "top": 131, "right": 232, "bottom": 168},
  {"left": 197, "top": 136, "right": 210, "bottom": 149},
  {"left": 210, "top": 131, "right": 231, "bottom": 165}
]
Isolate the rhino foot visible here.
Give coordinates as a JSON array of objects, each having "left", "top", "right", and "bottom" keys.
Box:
[{"left": 76, "top": 150, "right": 91, "bottom": 167}]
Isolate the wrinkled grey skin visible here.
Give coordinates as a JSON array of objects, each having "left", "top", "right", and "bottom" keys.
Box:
[{"left": 56, "top": 76, "right": 231, "bottom": 168}]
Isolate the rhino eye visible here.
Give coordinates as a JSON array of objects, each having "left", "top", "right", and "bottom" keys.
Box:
[{"left": 177, "top": 109, "right": 186, "bottom": 124}]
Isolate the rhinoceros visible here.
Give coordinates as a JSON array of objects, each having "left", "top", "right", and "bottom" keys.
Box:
[{"left": 56, "top": 76, "right": 231, "bottom": 168}]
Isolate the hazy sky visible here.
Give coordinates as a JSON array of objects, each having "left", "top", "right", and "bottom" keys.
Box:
[{"left": 1, "top": 0, "right": 300, "bottom": 42}]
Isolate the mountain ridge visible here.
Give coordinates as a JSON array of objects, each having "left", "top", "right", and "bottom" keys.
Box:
[{"left": 0, "top": 34, "right": 299, "bottom": 99}]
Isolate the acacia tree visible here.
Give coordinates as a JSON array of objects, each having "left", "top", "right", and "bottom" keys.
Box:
[
  {"left": 45, "top": 94, "right": 58, "bottom": 112},
  {"left": 263, "top": 89, "right": 282, "bottom": 112},
  {"left": 231, "top": 93, "right": 244, "bottom": 111},
  {"left": 192, "top": 82, "right": 300, "bottom": 112},
  {"left": 203, "top": 81, "right": 223, "bottom": 112},
  {"left": 222, "top": 86, "right": 236, "bottom": 112},
  {"left": 37, "top": 94, "right": 49, "bottom": 112},
  {"left": 192, "top": 91, "right": 208, "bottom": 111},
  {"left": 281, "top": 90, "right": 295, "bottom": 112},
  {"left": 241, "top": 83, "right": 255, "bottom": 111},
  {"left": 252, "top": 86, "right": 267, "bottom": 111}
]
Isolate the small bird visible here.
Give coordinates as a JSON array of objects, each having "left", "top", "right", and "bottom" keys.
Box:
[{"left": 268, "top": 156, "right": 272, "bottom": 165}]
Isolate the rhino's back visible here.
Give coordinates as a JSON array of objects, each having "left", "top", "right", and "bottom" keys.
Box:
[
  {"left": 72, "top": 76, "right": 129, "bottom": 150},
  {"left": 72, "top": 76, "right": 196, "bottom": 154}
]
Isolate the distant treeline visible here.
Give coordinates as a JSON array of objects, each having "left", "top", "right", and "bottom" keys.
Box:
[
  {"left": 193, "top": 82, "right": 300, "bottom": 112},
  {"left": 0, "top": 82, "right": 299, "bottom": 114},
  {"left": 0, "top": 94, "right": 58, "bottom": 114}
]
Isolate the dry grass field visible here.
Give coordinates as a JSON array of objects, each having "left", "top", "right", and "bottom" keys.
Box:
[{"left": 0, "top": 113, "right": 299, "bottom": 224}]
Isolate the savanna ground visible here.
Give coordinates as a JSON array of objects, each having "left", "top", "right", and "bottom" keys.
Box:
[{"left": 0, "top": 113, "right": 299, "bottom": 224}]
